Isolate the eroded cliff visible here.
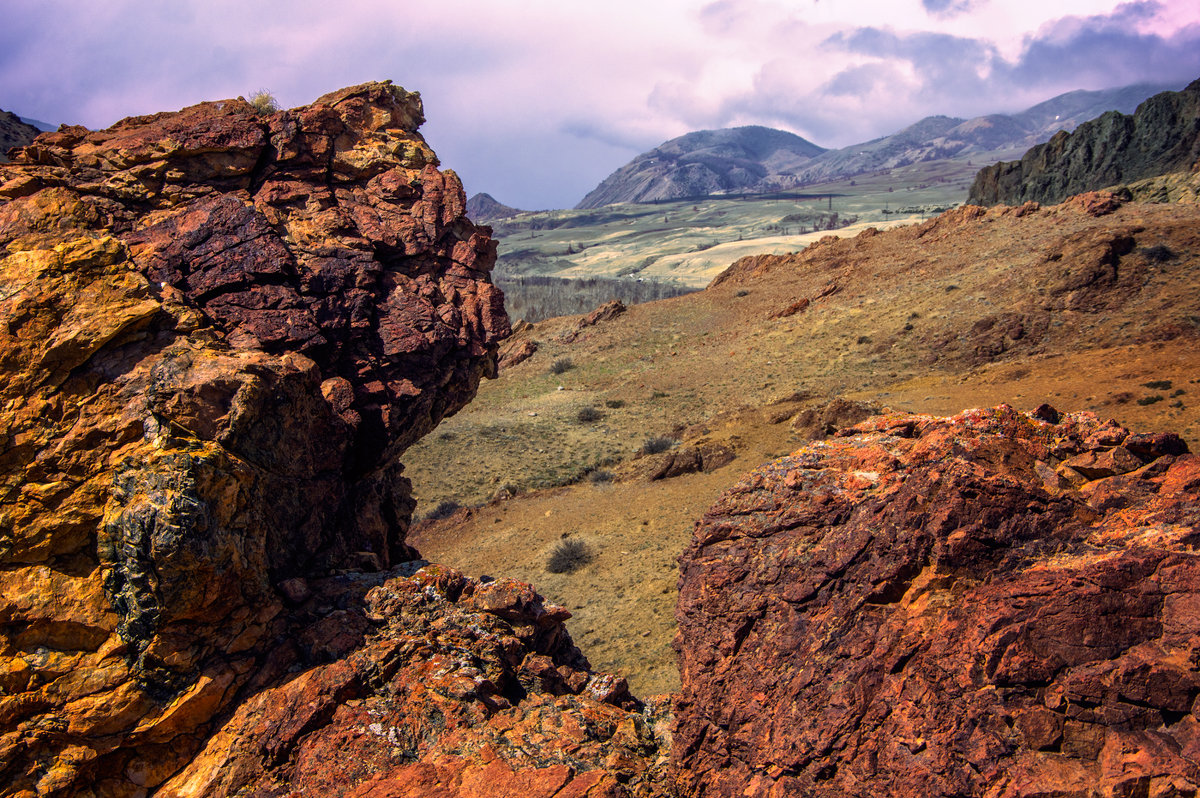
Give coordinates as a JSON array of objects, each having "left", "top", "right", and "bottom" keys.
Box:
[{"left": 0, "top": 82, "right": 667, "bottom": 797}]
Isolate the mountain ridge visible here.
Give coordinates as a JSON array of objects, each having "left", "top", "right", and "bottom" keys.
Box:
[{"left": 577, "top": 81, "right": 1181, "bottom": 208}]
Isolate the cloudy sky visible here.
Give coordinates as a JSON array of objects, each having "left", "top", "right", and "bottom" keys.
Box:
[{"left": 2, "top": 0, "right": 1198, "bottom": 209}]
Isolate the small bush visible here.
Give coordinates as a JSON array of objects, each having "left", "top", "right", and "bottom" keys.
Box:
[
  {"left": 546, "top": 538, "right": 592, "bottom": 574},
  {"left": 576, "top": 406, "right": 603, "bottom": 423},
  {"left": 549, "top": 357, "right": 574, "bottom": 375},
  {"left": 425, "top": 499, "right": 460, "bottom": 520},
  {"left": 248, "top": 89, "right": 280, "bottom": 115},
  {"left": 1143, "top": 380, "right": 1173, "bottom": 390},
  {"left": 735, "top": 290, "right": 750, "bottom": 297},
  {"left": 1139, "top": 244, "right": 1175, "bottom": 262},
  {"left": 588, "top": 469, "right": 614, "bottom": 484},
  {"left": 640, "top": 435, "right": 676, "bottom": 455},
  {"left": 604, "top": 399, "right": 626, "bottom": 409},
  {"left": 1137, "top": 395, "right": 1164, "bottom": 406}
]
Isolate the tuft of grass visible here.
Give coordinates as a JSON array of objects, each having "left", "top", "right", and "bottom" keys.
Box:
[
  {"left": 1137, "top": 395, "right": 1164, "bottom": 406},
  {"left": 248, "top": 89, "right": 280, "bottom": 115},
  {"left": 576, "top": 406, "right": 603, "bottom": 423},
  {"left": 588, "top": 469, "right": 615, "bottom": 484},
  {"left": 640, "top": 435, "right": 676, "bottom": 455},
  {"left": 424, "top": 499, "right": 461, "bottom": 520},
  {"left": 604, "top": 399, "right": 626, "bottom": 409},
  {"left": 1142, "top": 380, "right": 1172, "bottom": 390},
  {"left": 549, "top": 357, "right": 574, "bottom": 375},
  {"left": 546, "top": 538, "right": 592, "bottom": 574}
]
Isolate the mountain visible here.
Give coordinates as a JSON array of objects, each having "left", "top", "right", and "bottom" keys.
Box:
[
  {"left": 0, "top": 107, "right": 41, "bottom": 161},
  {"left": 969, "top": 79, "right": 1200, "bottom": 206},
  {"left": 578, "top": 82, "right": 1179, "bottom": 207},
  {"left": 466, "top": 191, "right": 526, "bottom": 220},
  {"left": 576, "top": 125, "right": 826, "bottom": 209}
]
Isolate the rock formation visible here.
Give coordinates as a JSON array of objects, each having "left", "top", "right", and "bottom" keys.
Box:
[
  {"left": 673, "top": 404, "right": 1199, "bottom": 797},
  {"left": 0, "top": 108, "right": 41, "bottom": 162},
  {"left": 0, "top": 81, "right": 666, "bottom": 797},
  {"left": 969, "top": 79, "right": 1200, "bottom": 206}
]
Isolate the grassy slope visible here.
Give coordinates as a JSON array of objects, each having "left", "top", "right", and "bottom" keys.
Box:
[{"left": 406, "top": 198, "right": 1200, "bottom": 697}]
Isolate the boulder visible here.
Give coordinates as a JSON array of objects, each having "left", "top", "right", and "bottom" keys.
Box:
[{"left": 674, "top": 405, "right": 1200, "bottom": 798}]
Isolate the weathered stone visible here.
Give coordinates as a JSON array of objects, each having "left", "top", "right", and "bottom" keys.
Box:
[
  {"left": 0, "top": 82, "right": 511, "bottom": 797},
  {"left": 674, "top": 405, "right": 1200, "bottom": 798}
]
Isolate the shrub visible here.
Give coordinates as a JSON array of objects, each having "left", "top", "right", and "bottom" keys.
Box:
[
  {"left": 576, "top": 406, "right": 603, "bottom": 422},
  {"left": 640, "top": 435, "right": 676, "bottom": 455},
  {"left": 588, "top": 469, "right": 614, "bottom": 484},
  {"left": 1139, "top": 244, "right": 1175, "bottom": 262},
  {"left": 546, "top": 538, "right": 592, "bottom": 574},
  {"left": 549, "top": 357, "right": 574, "bottom": 375},
  {"left": 1137, "top": 395, "right": 1164, "bottom": 406},
  {"left": 425, "top": 499, "right": 460, "bottom": 520},
  {"left": 248, "top": 89, "right": 280, "bottom": 115},
  {"left": 604, "top": 399, "right": 626, "bottom": 409},
  {"left": 1143, "top": 380, "right": 1172, "bottom": 390}
]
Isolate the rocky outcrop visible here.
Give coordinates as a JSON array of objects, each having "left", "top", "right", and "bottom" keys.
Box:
[
  {"left": 0, "top": 109, "right": 40, "bottom": 162},
  {"left": 156, "top": 565, "right": 665, "bottom": 797},
  {"left": 969, "top": 79, "right": 1200, "bottom": 206},
  {"left": 674, "top": 405, "right": 1200, "bottom": 797},
  {"left": 0, "top": 81, "right": 529, "bottom": 796}
]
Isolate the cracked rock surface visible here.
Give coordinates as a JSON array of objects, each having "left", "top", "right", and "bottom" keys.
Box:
[{"left": 673, "top": 404, "right": 1200, "bottom": 798}]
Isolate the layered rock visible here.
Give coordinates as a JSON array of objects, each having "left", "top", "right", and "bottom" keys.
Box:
[
  {"left": 674, "top": 405, "right": 1200, "bottom": 797},
  {"left": 0, "top": 82, "right": 530, "bottom": 796},
  {"left": 969, "top": 79, "right": 1200, "bottom": 206}
]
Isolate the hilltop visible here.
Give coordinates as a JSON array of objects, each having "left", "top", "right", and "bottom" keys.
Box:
[
  {"left": 576, "top": 125, "right": 826, "bottom": 209},
  {"left": 0, "top": 107, "right": 40, "bottom": 161},
  {"left": 465, "top": 190, "right": 526, "bottom": 220}
]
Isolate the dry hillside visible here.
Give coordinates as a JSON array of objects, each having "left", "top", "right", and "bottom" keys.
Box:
[{"left": 406, "top": 194, "right": 1200, "bottom": 695}]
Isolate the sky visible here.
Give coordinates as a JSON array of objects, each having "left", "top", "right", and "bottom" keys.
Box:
[{"left": 2, "top": 0, "right": 1198, "bottom": 209}]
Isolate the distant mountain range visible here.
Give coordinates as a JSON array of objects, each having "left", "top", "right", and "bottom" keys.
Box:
[{"left": 571, "top": 81, "right": 1181, "bottom": 209}]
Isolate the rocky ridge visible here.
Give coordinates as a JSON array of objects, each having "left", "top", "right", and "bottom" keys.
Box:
[
  {"left": 674, "top": 405, "right": 1200, "bottom": 797},
  {"left": 969, "top": 79, "right": 1200, "bottom": 206},
  {"left": 0, "top": 82, "right": 669, "bottom": 797}
]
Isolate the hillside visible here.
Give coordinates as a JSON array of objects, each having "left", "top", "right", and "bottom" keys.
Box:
[
  {"left": 576, "top": 125, "right": 826, "bottom": 209},
  {"left": 575, "top": 82, "right": 1177, "bottom": 209},
  {"left": 405, "top": 194, "right": 1200, "bottom": 697},
  {"left": 970, "top": 79, "right": 1200, "bottom": 206},
  {"left": 0, "top": 108, "right": 40, "bottom": 161}
]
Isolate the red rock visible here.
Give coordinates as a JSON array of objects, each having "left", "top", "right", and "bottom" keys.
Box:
[
  {"left": 0, "top": 82, "right": 513, "bottom": 797},
  {"left": 673, "top": 404, "right": 1200, "bottom": 798}
]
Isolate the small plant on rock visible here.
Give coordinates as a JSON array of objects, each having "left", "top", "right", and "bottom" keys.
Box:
[
  {"left": 248, "top": 89, "right": 280, "bottom": 115},
  {"left": 546, "top": 538, "right": 592, "bottom": 574}
]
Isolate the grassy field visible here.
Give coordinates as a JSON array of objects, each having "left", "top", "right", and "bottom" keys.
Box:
[{"left": 490, "top": 158, "right": 983, "bottom": 288}]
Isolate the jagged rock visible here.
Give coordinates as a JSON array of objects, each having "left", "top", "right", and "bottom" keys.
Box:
[
  {"left": 674, "top": 405, "right": 1200, "bottom": 798},
  {"left": 561, "top": 299, "right": 626, "bottom": 343},
  {"left": 0, "top": 82, "right": 513, "bottom": 796},
  {"left": 624, "top": 442, "right": 736, "bottom": 482},
  {"left": 969, "top": 79, "right": 1200, "bottom": 206},
  {"left": 789, "top": 398, "right": 882, "bottom": 440},
  {"left": 155, "top": 565, "right": 666, "bottom": 797}
]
